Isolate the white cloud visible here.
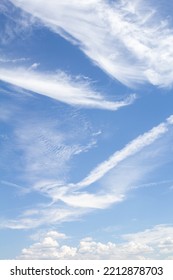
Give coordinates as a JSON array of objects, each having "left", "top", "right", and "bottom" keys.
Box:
[
  {"left": 28, "top": 62, "right": 40, "bottom": 70},
  {"left": 18, "top": 230, "right": 76, "bottom": 259},
  {"left": 30, "top": 230, "right": 68, "bottom": 241},
  {"left": 58, "top": 192, "right": 124, "bottom": 209},
  {"left": 124, "top": 224, "right": 173, "bottom": 246},
  {"left": 0, "top": 57, "right": 29, "bottom": 63},
  {"left": 18, "top": 225, "right": 173, "bottom": 259},
  {"left": 45, "top": 231, "right": 67, "bottom": 240},
  {"left": 1, "top": 115, "right": 173, "bottom": 229},
  {"left": 0, "top": 95, "right": 105, "bottom": 229},
  {"left": 0, "top": 67, "right": 135, "bottom": 110},
  {"left": 35, "top": 115, "right": 173, "bottom": 212},
  {"left": 70, "top": 115, "right": 173, "bottom": 189},
  {"left": 0, "top": 206, "right": 90, "bottom": 229},
  {"left": 0, "top": 180, "right": 28, "bottom": 194},
  {"left": 9, "top": 0, "right": 173, "bottom": 87},
  {"left": 14, "top": 121, "right": 81, "bottom": 181},
  {"left": 0, "top": 101, "right": 99, "bottom": 187},
  {"left": 16, "top": 113, "right": 100, "bottom": 182}
]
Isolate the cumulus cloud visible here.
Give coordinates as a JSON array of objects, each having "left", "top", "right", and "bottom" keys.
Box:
[
  {"left": 0, "top": 67, "right": 135, "bottom": 110},
  {"left": 18, "top": 225, "right": 173, "bottom": 259},
  {"left": 9, "top": 0, "right": 173, "bottom": 87}
]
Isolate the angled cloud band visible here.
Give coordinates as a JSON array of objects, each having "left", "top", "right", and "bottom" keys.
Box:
[
  {"left": 9, "top": 0, "right": 173, "bottom": 87},
  {"left": 0, "top": 67, "right": 135, "bottom": 110},
  {"left": 1, "top": 115, "right": 173, "bottom": 229}
]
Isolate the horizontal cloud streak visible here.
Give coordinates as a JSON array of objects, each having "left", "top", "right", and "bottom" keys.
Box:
[
  {"left": 9, "top": 0, "right": 173, "bottom": 87},
  {"left": 0, "top": 206, "right": 88, "bottom": 229},
  {"left": 0, "top": 67, "right": 135, "bottom": 110}
]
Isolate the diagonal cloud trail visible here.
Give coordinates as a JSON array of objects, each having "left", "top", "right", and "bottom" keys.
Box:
[
  {"left": 9, "top": 0, "right": 173, "bottom": 87},
  {"left": 0, "top": 67, "right": 135, "bottom": 110},
  {"left": 36, "top": 115, "right": 173, "bottom": 210},
  {"left": 1, "top": 116, "right": 173, "bottom": 227},
  {"left": 68, "top": 115, "right": 173, "bottom": 189}
]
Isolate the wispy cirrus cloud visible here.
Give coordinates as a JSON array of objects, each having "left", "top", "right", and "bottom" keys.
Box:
[
  {"left": 9, "top": 0, "right": 173, "bottom": 87},
  {"left": 0, "top": 98, "right": 99, "bottom": 185},
  {"left": 0, "top": 98, "right": 101, "bottom": 229},
  {"left": 0, "top": 67, "right": 135, "bottom": 110},
  {"left": 0, "top": 0, "right": 36, "bottom": 45},
  {"left": 44, "top": 120, "right": 173, "bottom": 209},
  {"left": 29, "top": 115, "right": 173, "bottom": 212},
  {"left": 18, "top": 224, "right": 173, "bottom": 259},
  {"left": 72, "top": 116, "right": 173, "bottom": 189},
  {"left": 0, "top": 57, "right": 29, "bottom": 63},
  {"left": 0, "top": 206, "right": 88, "bottom": 230},
  {"left": 1, "top": 115, "right": 173, "bottom": 230}
]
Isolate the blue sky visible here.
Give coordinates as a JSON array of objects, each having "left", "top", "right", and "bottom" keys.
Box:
[{"left": 0, "top": 0, "right": 173, "bottom": 259}]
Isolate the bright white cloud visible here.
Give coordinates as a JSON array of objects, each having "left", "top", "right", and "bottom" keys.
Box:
[
  {"left": 1, "top": 116, "right": 172, "bottom": 229},
  {"left": 18, "top": 225, "right": 173, "bottom": 259},
  {"left": 9, "top": 0, "right": 173, "bottom": 87},
  {"left": 35, "top": 115, "right": 173, "bottom": 211},
  {"left": 0, "top": 205, "right": 90, "bottom": 229},
  {"left": 70, "top": 115, "right": 173, "bottom": 189},
  {"left": 1, "top": 115, "right": 173, "bottom": 230},
  {"left": 30, "top": 230, "right": 68, "bottom": 242},
  {"left": 0, "top": 67, "right": 135, "bottom": 110},
  {"left": 124, "top": 225, "right": 173, "bottom": 246},
  {"left": 57, "top": 192, "right": 124, "bottom": 209},
  {"left": 1, "top": 0, "right": 173, "bottom": 261}
]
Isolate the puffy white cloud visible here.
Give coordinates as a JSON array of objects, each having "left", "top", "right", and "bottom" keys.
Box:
[
  {"left": 18, "top": 225, "right": 173, "bottom": 259},
  {"left": 18, "top": 230, "right": 77, "bottom": 259},
  {"left": 9, "top": 0, "right": 173, "bottom": 87}
]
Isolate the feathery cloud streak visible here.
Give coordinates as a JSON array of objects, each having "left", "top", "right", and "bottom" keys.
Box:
[
  {"left": 37, "top": 115, "right": 173, "bottom": 210},
  {"left": 25, "top": 115, "right": 173, "bottom": 211},
  {"left": 1, "top": 115, "right": 173, "bottom": 228},
  {"left": 9, "top": 0, "right": 173, "bottom": 87},
  {"left": 0, "top": 67, "right": 135, "bottom": 109},
  {"left": 70, "top": 115, "right": 173, "bottom": 189}
]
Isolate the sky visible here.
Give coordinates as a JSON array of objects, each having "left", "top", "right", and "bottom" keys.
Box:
[{"left": 0, "top": 0, "right": 173, "bottom": 260}]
